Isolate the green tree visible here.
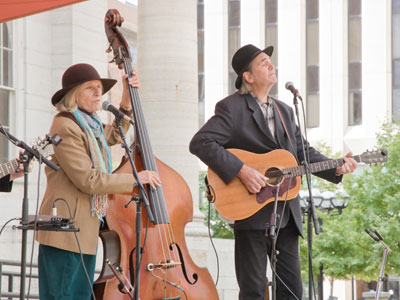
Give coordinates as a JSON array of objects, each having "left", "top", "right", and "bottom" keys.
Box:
[{"left": 301, "top": 122, "right": 400, "bottom": 289}]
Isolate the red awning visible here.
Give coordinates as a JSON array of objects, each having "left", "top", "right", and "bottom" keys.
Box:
[{"left": 0, "top": 0, "right": 87, "bottom": 23}]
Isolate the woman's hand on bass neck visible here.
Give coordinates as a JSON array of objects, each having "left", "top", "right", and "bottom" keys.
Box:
[{"left": 121, "top": 70, "right": 140, "bottom": 109}]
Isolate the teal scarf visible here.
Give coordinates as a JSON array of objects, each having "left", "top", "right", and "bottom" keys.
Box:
[
  {"left": 73, "top": 109, "right": 112, "bottom": 173},
  {"left": 73, "top": 108, "right": 112, "bottom": 219}
]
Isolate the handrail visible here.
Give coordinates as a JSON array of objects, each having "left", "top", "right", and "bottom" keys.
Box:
[
  {"left": 0, "top": 259, "right": 39, "bottom": 299},
  {"left": 0, "top": 259, "right": 100, "bottom": 299}
]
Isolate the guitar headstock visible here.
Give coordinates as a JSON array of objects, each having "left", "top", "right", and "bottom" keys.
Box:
[
  {"left": 31, "top": 134, "right": 62, "bottom": 159},
  {"left": 359, "top": 149, "right": 388, "bottom": 166}
]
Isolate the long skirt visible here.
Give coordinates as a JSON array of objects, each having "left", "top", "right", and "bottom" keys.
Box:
[{"left": 38, "top": 244, "right": 96, "bottom": 300}]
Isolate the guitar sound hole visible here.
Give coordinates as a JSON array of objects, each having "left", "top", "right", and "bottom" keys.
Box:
[{"left": 265, "top": 167, "right": 284, "bottom": 187}]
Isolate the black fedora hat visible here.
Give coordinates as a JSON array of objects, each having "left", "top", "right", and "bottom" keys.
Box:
[
  {"left": 232, "top": 44, "right": 274, "bottom": 89},
  {"left": 51, "top": 63, "right": 117, "bottom": 106}
]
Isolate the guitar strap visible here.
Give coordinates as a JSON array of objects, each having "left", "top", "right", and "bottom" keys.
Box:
[{"left": 272, "top": 100, "right": 300, "bottom": 165}]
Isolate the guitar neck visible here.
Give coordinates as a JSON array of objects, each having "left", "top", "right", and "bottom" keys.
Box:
[
  {"left": 0, "top": 158, "right": 19, "bottom": 179},
  {"left": 284, "top": 155, "right": 361, "bottom": 177}
]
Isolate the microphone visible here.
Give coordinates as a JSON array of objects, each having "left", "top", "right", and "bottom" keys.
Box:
[
  {"left": 102, "top": 101, "right": 134, "bottom": 124},
  {"left": 365, "top": 229, "right": 380, "bottom": 242},
  {"left": 285, "top": 82, "right": 302, "bottom": 100}
]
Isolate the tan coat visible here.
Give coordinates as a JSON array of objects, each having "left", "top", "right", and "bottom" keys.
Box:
[{"left": 36, "top": 113, "right": 134, "bottom": 255}]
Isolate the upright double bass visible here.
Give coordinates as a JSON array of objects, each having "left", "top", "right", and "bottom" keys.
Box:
[{"left": 93, "top": 9, "right": 219, "bottom": 300}]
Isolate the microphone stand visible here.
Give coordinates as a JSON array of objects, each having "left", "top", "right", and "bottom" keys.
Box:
[
  {"left": 0, "top": 127, "right": 59, "bottom": 300},
  {"left": 114, "top": 117, "right": 154, "bottom": 300},
  {"left": 292, "top": 94, "right": 319, "bottom": 300},
  {"left": 365, "top": 229, "right": 392, "bottom": 300},
  {"left": 267, "top": 174, "right": 283, "bottom": 300},
  {"left": 106, "top": 259, "right": 134, "bottom": 300}
]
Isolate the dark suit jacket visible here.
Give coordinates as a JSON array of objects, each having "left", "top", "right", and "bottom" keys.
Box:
[
  {"left": 190, "top": 92, "right": 342, "bottom": 235},
  {"left": 0, "top": 175, "right": 13, "bottom": 192}
]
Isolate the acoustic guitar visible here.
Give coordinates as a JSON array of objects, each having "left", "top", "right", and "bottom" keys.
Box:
[{"left": 207, "top": 148, "right": 388, "bottom": 221}]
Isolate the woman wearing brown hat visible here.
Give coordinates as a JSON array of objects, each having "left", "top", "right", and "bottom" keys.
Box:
[{"left": 36, "top": 63, "right": 161, "bottom": 300}]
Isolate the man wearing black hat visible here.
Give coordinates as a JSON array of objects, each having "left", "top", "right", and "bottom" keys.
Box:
[{"left": 189, "top": 44, "right": 357, "bottom": 299}]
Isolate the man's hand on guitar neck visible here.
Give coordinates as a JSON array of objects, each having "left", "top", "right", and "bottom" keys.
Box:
[
  {"left": 237, "top": 164, "right": 268, "bottom": 194},
  {"left": 335, "top": 152, "right": 358, "bottom": 175}
]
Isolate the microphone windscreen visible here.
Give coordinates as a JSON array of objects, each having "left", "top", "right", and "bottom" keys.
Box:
[
  {"left": 285, "top": 82, "right": 294, "bottom": 90},
  {"left": 102, "top": 100, "right": 112, "bottom": 110}
]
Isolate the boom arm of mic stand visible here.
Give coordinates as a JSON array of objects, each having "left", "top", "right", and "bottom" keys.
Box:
[
  {"left": 292, "top": 95, "right": 319, "bottom": 235},
  {"left": 0, "top": 127, "right": 59, "bottom": 172}
]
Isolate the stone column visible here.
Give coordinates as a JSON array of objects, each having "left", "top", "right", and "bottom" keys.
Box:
[{"left": 137, "top": 0, "right": 207, "bottom": 236}]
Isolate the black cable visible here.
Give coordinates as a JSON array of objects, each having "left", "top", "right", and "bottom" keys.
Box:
[
  {"left": 182, "top": 288, "right": 189, "bottom": 300},
  {"left": 156, "top": 274, "right": 189, "bottom": 300},
  {"left": 131, "top": 214, "right": 149, "bottom": 298},
  {"left": 0, "top": 217, "right": 19, "bottom": 236},
  {"left": 137, "top": 217, "right": 149, "bottom": 274},
  {"left": 74, "top": 231, "right": 95, "bottom": 300},
  {"left": 270, "top": 262, "right": 301, "bottom": 300},
  {"left": 54, "top": 197, "right": 97, "bottom": 300},
  {"left": 204, "top": 179, "right": 220, "bottom": 286},
  {"left": 207, "top": 200, "right": 220, "bottom": 286}
]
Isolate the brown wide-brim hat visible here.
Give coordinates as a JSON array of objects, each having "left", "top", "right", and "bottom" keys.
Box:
[
  {"left": 51, "top": 63, "right": 117, "bottom": 106},
  {"left": 232, "top": 44, "right": 274, "bottom": 89}
]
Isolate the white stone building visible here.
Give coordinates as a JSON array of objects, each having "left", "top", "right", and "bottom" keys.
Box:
[
  {"left": 199, "top": 0, "right": 398, "bottom": 155},
  {"left": 0, "top": 0, "right": 235, "bottom": 298},
  {"left": 196, "top": 0, "right": 399, "bottom": 299},
  {"left": 0, "top": 0, "right": 399, "bottom": 299}
]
